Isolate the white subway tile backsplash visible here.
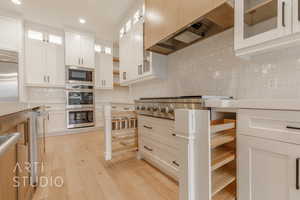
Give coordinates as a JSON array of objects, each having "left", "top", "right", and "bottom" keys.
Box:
[{"left": 130, "top": 28, "right": 300, "bottom": 100}]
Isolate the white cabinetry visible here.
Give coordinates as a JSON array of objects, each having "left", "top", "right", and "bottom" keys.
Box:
[
  {"left": 46, "top": 109, "right": 66, "bottom": 136},
  {"left": 65, "top": 31, "right": 95, "bottom": 68},
  {"left": 234, "top": 0, "right": 300, "bottom": 56},
  {"left": 237, "top": 109, "right": 300, "bottom": 200},
  {"left": 0, "top": 16, "right": 22, "bottom": 51},
  {"left": 119, "top": 9, "right": 167, "bottom": 85},
  {"left": 25, "top": 29, "right": 65, "bottom": 87},
  {"left": 95, "top": 46, "right": 113, "bottom": 89},
  {"left": 238, "top": 135, "right": 300, "bottom": 200},
  {"left": 293, "top": 0, "right": 300, "bottom": 32},
  {"left": 138, "top": 115, "right": 179, "bottom": 180}
]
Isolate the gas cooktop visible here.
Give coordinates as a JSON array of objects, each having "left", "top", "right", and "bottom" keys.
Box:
[{"left": 135, "top": 96, "right": 232, "bottom": 120}]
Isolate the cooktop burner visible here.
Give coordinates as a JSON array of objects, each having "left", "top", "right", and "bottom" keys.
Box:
[
  {"left": 135, "top": 95, "right": 232, "bottom": 120},
  {"left": 139, "top": 95, "right": 232, "bottom": 100}
]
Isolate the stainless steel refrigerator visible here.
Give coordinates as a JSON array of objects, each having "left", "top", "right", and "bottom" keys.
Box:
[{"left": 0, "top": 49, "right": 18, "bottom": 102}]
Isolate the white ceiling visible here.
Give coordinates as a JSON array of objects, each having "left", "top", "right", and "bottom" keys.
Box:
[{"left": 0, "top": 0, "right": 137, "bottom": 41}]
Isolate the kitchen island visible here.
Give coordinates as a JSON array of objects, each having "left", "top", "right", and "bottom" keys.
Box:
[{"left": 0, "top": 104, "right": 45, "bottom": 200}]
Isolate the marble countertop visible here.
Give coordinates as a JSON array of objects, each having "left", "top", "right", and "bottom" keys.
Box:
[
  {"left": 204, "top": 99, "right": 300, "bottom": 111},
  {"left": 0, "top": 102, "right": 42, "bottom": 118}
]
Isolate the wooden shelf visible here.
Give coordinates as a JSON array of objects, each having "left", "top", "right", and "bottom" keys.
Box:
[
  {"left": 212, "top": 147, "right": 235, "bottom": 171},
  {"left": 244, "top": 0, "right": 277, "bottom": 26},
  {"left": 113, "top": 70, "right": 120, "bottom": 75},
  {"left": 113, "top": 83, "right": 128, "bottom": 87},
  {"left": 211, "top": 129, "right": 235, "bottom": 149},
  {"left": 212, "top": 166, "right": 236, "bottom": 196},
  {"left": 113, "top": 57, "right": 120, "bottom": 62},
  {"left": 112, "top": 144, "right": 137, "bottom": 154},
  {"left": 212, "top": 183, "right": 236, "bottom": 200},
  {"left": 211, "top": 119, "right": 236, "bottom": 134},
  {"left": 112, "top": 134, "right": 137, "bottom": 142}
]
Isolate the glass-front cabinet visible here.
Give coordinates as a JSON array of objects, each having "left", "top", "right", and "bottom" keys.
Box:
[
  {"left": 235, "top": 0, "right": 292, "bottom": 50},
  {"left": 293, "top": 0, "right": 300, "bottom": 32}
]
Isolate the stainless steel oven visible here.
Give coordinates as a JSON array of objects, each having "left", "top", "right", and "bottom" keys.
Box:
[
  {"left": 66, "top": 84, "right": 94, "bottom": 109},
  {"left": 67, "top": 108, "right": 94, "bottom": 129},
  {"left": 66, "top": 66, "right": 94, "bottom": 84}
]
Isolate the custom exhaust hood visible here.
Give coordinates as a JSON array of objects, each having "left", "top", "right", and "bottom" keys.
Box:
[{"left": 149, "top": 1, "right": 234, "bottom": 55}]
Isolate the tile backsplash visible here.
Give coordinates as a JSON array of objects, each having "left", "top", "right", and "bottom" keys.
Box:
[{"left": 130, "top": 29, "right": 300, "bottom": 100}]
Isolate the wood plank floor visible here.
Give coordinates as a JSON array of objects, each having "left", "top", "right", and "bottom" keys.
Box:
[{"left": 33, "top": 131, "right": 179, "bottom": 200}]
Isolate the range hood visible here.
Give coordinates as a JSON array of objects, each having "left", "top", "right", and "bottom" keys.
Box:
[{"left": 149, "top": 1, "right": 234, "bottom": 55}]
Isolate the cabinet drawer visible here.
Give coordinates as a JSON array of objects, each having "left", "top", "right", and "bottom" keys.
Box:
[
  {"left": 140, "top": 125, "right": 179, "bottom": 149},
  {"left": 238, "top": 109, "right": 300, "bottom": 144},
  {"left": 140, "top": 138, "right": 179, "bottom": 179}
]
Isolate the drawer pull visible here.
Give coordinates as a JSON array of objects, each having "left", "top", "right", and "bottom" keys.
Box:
[
  {"left": 172, "top": 161, "right": 180, "bottom": 167},
  {"left": 144, "top": 125, "right": 153, "bottom": 130},
  {"left": 297, "top": 158, "right": 300, "bottom": 190},
  {"left": 144, "top": 145, "right": 153, "bottom": 152},
  {"left": 287, "top": 126, "right": 300, "bottom": 130}
]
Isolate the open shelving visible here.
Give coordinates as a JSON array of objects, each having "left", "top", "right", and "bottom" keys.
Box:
[{"left": 210, "top": 118, "right": 237, "bottom": 200}]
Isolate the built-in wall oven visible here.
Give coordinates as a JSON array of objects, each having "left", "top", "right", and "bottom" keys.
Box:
[
  {"left": 66, "top": 66, "right": 95, "bottom": 129},
  {"left": 66, "top": 66, "right": 94, "bottom": 84},
  {"left": 66, "top": 84, "right": 94, "bottom": 109},
  {"left": 67, "top": 108, "right": 94, "bottom": 129}
]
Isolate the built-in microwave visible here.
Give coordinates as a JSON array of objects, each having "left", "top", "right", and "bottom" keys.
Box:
[{"left": 66, "top": 66, "right": 94, "bottom": 84}]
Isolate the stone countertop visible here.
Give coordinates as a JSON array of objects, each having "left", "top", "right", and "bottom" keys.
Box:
[
  {"left": 0, "top": 102, "right": 42, "bottom": 118},
  {"left": 204, "top": 99, "right": 300, "bottom": 111}
]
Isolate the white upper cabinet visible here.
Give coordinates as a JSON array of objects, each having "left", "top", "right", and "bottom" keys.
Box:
[
  {"left": 234, "top": 0, "right": 300, "bottom": 56},
  {"left": 293, "top": 0, "right": 300, "bottom": 32},
  {"left": 119, "top": 7, "right": 167, "bottom": 85},
  {"left": 25, "top": 27, "right": 65, "bottom": 87},
  {"left": 65, "top": 31, "right": 95, "bottom": 68},
  {"left": 0, "top": 16, "right": 22, "bottom": 51},
  {"left": 95, "top": 45, "right": 113, "bottom": 89}
]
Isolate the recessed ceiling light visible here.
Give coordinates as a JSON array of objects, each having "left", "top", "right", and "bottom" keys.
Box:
[
  {"left": 11, "top": 0, "right": 22, "bottom": 5},
  {"left": 79, "top": 18, "right": 86, "bottom": 24}
]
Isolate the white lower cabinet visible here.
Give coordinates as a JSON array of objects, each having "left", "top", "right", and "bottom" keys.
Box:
[
  {"left": 238, "top": 135, "right": 300, "bottom": 200},
  {"left": 237, "top": 109, "right": 300, "bottom": 200},
  {"left": 46, "top": 110, "right": 66, "bottom": 136},
  {"left": 138, "top": 116, "right": 179, "bottom": 180}
]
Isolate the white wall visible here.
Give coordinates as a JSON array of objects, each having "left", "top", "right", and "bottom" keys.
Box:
[{"left": 129, "top": 29, "right": 300, "bottom": 100}]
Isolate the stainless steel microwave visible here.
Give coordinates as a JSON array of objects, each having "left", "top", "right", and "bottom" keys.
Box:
[{"left": 66, "top": 66, "right": 94, "bottom": 84}]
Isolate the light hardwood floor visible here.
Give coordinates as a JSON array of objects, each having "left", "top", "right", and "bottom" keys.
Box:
[{"left": 33, "top": 131, "right": 179, "bottom": 200}]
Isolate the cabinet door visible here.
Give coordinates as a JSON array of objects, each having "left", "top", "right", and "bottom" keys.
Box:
[
  {"left": 100, "top": 53, "right": 113, "bottom": 89},
  {"left": 119, "top": 34, "right": 129, "bottom": 83},
  {"left": 0, "top": 16, "right": 21, "bottom": 51},
  {"left": 136, "top": 21, "right": 144, "bottom": 77},
  {"left": 95, "top": 52, "right": 113, "bottom": 89},
  {"left": 130, "top": 22, "right": 139, "bottom": 81},
  {"left": 81, "top": 35, "right": 95, "bottom": 68},
  {"left": 238, "top": 135, "right": 300, "bottom": 200},
  {"left": 47, "top": 110, "right": 66, "bottom": 135},
  {"left": 293, "top": 0, "right": 300, "bottom": 33},
  {"left": 65, "top": 32, "right": 81, "bottom": 66},
  {"left": 45, "top": 43, "right": 65, "bottom": 86},
  {"left": 25, "top": 38, "right": 46, "bottom": 85},
  {"left": 235, "top": 0, "right": 292, "bottom": 50}
]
